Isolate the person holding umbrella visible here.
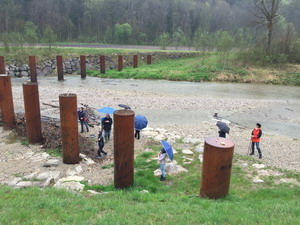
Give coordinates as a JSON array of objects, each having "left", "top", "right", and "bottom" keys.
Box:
[
  {"left": 158, "top": 148, "right": 167, "bottom": 181},
  {"left": 250, "top": 123, "right": 263, "bottom": 159},
  {"left": 158, "top": 140, "right": 174, "bottom": 181},
  {"left": 135, "top": 115, "right": 148, "bottom": 139},
  {"left": 216, "top": 121, "right": 230, "bottom": 138}
]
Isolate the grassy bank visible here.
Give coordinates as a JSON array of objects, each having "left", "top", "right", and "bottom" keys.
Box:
[
  {"left": 89, "top": 53, "right": 300, "bottom": 85},
  {"left": 1, "top": 141, "right": 300, "bottom": 224},
  {"left": 1, "top": 46, "right": 299, "bottom": 85}
]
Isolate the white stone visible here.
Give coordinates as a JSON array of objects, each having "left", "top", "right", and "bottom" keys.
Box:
[
  {"left": 140, "top": 190, "right": 149, "bottom": 194},
  {"left": 43, "top": 159, "right": 60, "bottom": 167},
  {"left": 182, "top": 149, "right": 194, "bottom": 155},
  {"left": 58, "top": 176, "right": 85, "bottom": 182},
  {"left": 85, "top": 158, "right": 96, "bottom": 165},
  {"left": 54, "top": 181, "right": 84, "bottom": 192},
  {"left": 154, "top": 134, "right": 166, "bottom": 141},
  {"left": 182, "top": 156, "right": 193, "bottom": 161},
  {"left": 195, "top": 145, "right": 204, "bottom": 153},
  {"left": 252, "top": 164, "right": 266, "bottom": 169},
  {"left": 66, "top": 166, "right": 83, "bottom": 176},
  {"left": 88, "top": 190, "right": 101, "bottom": 195},
  {"left": 253, "top": 178, "right": 264, "bottom": 183},
  {"left": 37, "top": 171, "right": 61, "bottom": 181},
  {"left": 240, "top": 162, "right": 248, "bottom": 167},
  {"left": 15, "top": 181, "right": 33, "bottom": 188},
  {"left": 24, "top": 172, "right": 39, "bottom": 179}
]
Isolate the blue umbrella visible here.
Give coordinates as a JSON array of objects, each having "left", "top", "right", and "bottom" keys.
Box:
[
  {"left": 97, "top": 107, "right": 116, "bottom": 114},
  {"left": 135, "top": 115, "right": 148, "bottom": 130},
  {"left": 160, "top": 140, "right": 174, "bottom": 161}
]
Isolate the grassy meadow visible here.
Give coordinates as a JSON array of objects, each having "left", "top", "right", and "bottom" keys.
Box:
[{"left": 0, "top": 140, "right": 300, "bottom": 224}]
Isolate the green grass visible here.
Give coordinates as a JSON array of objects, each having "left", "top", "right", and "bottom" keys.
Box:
[
  {"left": 2, "top": 141, "right": 300, "bottom": 224},
  {"left": 47, "top": 148, "right": 62, "bottom": 157}
]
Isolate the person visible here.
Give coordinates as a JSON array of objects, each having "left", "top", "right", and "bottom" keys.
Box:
[
  {"left": 96, "top": 130, "right": 107, "bottom": 159},
  {"left": 135, "top": 129, "right": 140, "bottom": 139},
  {"left": 102, "top": 114, "right": 113, "bottom": 142},
  {"left": 218, "top": 130, "right": 226, "bottom": 138},
  {"left": 250, "top": 123, "right": 263, "bottom": 159},
  {"left": 77, "top": 107, "right": 89, "bottom": 133},
  {"left": 158, "top": 148, "right": 167, "bottom": 181}
]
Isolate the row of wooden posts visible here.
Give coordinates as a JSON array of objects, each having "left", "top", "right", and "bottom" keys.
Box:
[
  {"left": 0, "top": 54, "right": 153, "bottom": 82},
  {"left": 0, "top": 75, "right": 134, "bottom": 189}
]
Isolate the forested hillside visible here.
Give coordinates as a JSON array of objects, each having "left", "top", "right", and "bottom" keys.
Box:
[{"left": 1, "top": 0, "right": 300, "bottom": 62}]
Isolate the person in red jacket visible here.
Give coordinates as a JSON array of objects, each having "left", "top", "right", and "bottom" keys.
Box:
[{"left": 250, "top": 123, "right": 263, "bottom": 159}]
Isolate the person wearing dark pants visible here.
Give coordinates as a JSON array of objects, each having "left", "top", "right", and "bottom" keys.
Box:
[
  {"left": 77, "top": 107, "right": 89, "bottom": 133},
  {"left": 102, "top": 114, "right": 113, "bottom": 142},
  {"left": 96, "top": 131, "right": 107, "bottom": 158},
  {"left": 250, "top": 123, "right": 263, "bottom": 159},
  {"left": 135, "top": 129, "right": 140, "bottom": 139},
  {"left": 218, "top": 130, "right": 226, "bottom": 138}
]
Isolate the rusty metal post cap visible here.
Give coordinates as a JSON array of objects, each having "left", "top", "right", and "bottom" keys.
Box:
[
  {"left": 59, "top": 93, "right": 77, "bottom": 98},
  {"left": 205, "top": 137, "right": 234, "bottom": 149},
  {"left": 114, "top": 109, "right": 134, "bottom": 116}
]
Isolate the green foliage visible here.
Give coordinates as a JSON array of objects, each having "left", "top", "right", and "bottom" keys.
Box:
[
  {"left": 20, "top": 139, "right": 29, "bottom": 146},
  {"left": 172, "top": 28, "right": 187, "bottom": 50},
  {"left": 216, "top": 30, "right": 234, "bottom": 53},
  {"left": 43, "top": 26, "right": 57, "bottom": 50},
  {"left": 193, "top": 30, "right": 215, "bottom": 51},
  {"left": 289, "top": 38, "right": 300, "bottom": 63},
  {"left": 159, "top": 32, "right": 170, "bottom": 50},
  {"left": 24, "top": 21, "right": 38, "bottom": 46},
  {"left": 114, "top": 23, "right": 132, "bottom": 44},
  {"left": 47, "top": 148, "right": 62, "bottom": 157}
]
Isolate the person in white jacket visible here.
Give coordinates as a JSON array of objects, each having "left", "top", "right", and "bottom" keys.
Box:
[{"left": 158, "top": 148, "right": 167, "bottom": 181}]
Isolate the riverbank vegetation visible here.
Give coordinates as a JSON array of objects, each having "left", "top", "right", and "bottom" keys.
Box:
[
  {"left": 88, "top": 53, "right": 300, "bottom": 86},
  {"left": 0, "top": 141, "right": 300, "bottom": 224}
]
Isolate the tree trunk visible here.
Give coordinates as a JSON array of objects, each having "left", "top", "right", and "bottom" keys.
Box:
[{"left": 266, "top": 21, "right": 273, "bottom": 55}]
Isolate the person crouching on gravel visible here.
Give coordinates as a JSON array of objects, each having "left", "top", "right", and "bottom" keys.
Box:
[
  {"left": 250, "top": 123, "right": 263, "bottom": 159},
  {"left": 158, "top": 148, "right": 167, "bottom": 181},
  {"left": 96, "top": 130, "right": 107, "bottom": 159}
]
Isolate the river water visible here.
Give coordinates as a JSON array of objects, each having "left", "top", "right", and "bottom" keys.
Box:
[{"left": 12, "top": 76, "right": 300, "bottom": 139}]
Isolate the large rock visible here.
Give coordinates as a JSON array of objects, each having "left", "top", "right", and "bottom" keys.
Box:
[
  {"left": 154, "top": 162, "right": 188, "bottom": 176},
  {"left": 36, "top": 171, "right": 61, "bottom": 181},
  {"left": 54, "top": 181, "right": 84, "bottom": 192}
]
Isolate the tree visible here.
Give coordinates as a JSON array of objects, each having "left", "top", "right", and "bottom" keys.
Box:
[
  {"left": 217, "top": 30, "right": 234, "bottom": 53},
  {"left": 114, "top": 23, "right": 132, "bottom": 44},
  {"left": 159, "top": 32, "right": 170, "bottom": 50},
  {"left": 24, "top": 21, "right": 38, "bottom": 46},
  {"left": 253, "top": 0, "right": 281, "bottom": 55},
  {"left": 43, "top": 26, "right": 57, "bottom": 50}
]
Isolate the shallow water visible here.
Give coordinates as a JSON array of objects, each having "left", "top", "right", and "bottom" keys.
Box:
[{"left": 12, "top": 76, "right": 300, "bottom": 139}]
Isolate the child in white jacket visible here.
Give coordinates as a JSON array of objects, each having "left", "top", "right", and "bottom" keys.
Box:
[{"left": 158, "top": 148, "right": 167, "bottom": 181}]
